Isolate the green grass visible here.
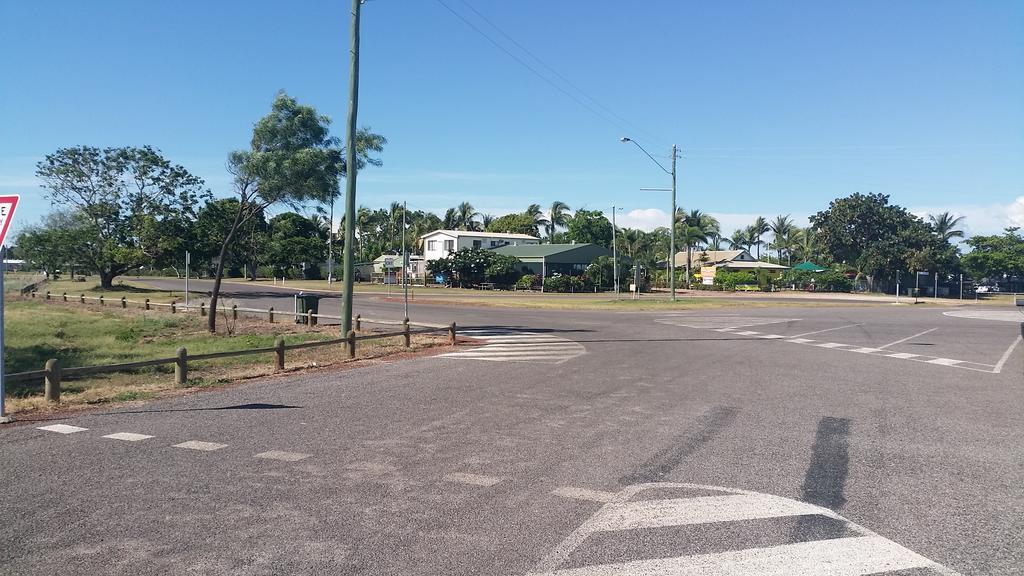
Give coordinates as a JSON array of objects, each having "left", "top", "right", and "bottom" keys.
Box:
[{"left": 2, "top": 299, "right": 445, "bottom": 413}]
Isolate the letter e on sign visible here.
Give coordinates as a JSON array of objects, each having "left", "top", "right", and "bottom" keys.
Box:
[{"left": 0, "top": 195, "right": 20, "bottom": 247}]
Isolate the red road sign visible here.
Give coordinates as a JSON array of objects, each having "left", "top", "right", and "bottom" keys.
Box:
[{"left": 0, "top": 195, "right": 19, "bottom": 247}]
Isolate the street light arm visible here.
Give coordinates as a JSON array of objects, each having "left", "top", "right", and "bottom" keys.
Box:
[{"left": 621, "top": 137, "right": 671, "bottom": 175}]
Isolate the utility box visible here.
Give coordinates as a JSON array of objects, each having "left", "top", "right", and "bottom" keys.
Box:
[{"left": 295, "top": 293, "right": 320, "bottom": 324}]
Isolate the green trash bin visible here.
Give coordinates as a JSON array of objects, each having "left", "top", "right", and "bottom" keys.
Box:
[{"left": 295, "top": 293, "right": 320, "bottom": 324}]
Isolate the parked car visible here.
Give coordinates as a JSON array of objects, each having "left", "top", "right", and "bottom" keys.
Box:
[{"left": 976, "top": 285, "right": 1000, "bottom": 293}]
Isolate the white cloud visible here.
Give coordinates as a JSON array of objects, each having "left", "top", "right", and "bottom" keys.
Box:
[{"left": 910, "top": 197, "right": 1024, "bottom": 236}]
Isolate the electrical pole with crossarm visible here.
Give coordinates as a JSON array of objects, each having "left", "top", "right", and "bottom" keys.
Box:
[{"left": 340, "top": 0, "right": 361, "bottom": 335}]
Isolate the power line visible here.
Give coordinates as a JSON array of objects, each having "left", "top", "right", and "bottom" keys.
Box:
[
  {"left": 434, "top": 0, "right": 666, "bottom": 146},
  {"left": 453, "top": 0, "right": 669, "bottom": 148}
]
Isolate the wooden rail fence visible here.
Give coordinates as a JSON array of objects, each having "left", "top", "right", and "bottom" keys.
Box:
[{"left": 13, "top": 290, "right": 458, "bottom": 402}]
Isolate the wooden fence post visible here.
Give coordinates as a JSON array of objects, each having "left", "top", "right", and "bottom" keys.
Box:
[
  {"left": 200, "top": 302, "right": 206, "bottom": 317},
  {"left": 268, "top": 307, "right": 275, "bottom": 323},
  {"left": 355, "top": 314, "right": 361, "bottom": 331},
  {"left": 44, "top": 359, "right": 61, "bottom": 403},
  {"left": 45, "top": 291, "right": 51, "bottom": 300},
  {"left": 121, "top": 296, "right": 127, "bottom": 309},
  {"left": 403, "top": 319, "right": 411, "bottom": 348},
  {"left": 232, "top": 304, "right": 238, "bottom": 320},
  {"left": 145, "top": 298, "right": 150, "bottom": 310},
  {"left": 347, "top": 330, "right": 357, "bottom": 359},
  {"left": 80, "top": 294, "right": 85, "bottom": 304},
  {"left": 449, "top": 322, "right": 457, "bottom": 345},
  {"left": 307, "top": 310, "right": 314, "bottom": 326},
  {"left": 171, "top": 300, "right": 177, "bottom": 314},
  {"left": 275, "top": 337, "right": 285, "bottom": 371},
  {"left": 31, "top": 291, "right": 36, "bottom": 298},
  {"left": 62, "top": 292, "right": 67, "bottom": 302},
  {"left": 174, "top": 347, "right": 187, "bottom": 386},
  {"left": 99, "top": 295, "right": 104, "bottom": 306}
]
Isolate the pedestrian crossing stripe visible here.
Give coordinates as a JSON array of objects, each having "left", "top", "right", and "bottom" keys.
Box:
[
  {"left": 439, "top": 329, "right": 586, "bottom": 364},
  {"left": 531, "top": 482, "right": 962, "bottom": 576}
]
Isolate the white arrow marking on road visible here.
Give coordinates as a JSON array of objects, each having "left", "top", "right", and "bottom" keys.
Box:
[{"left": 533, "top": 482, "right": 962, "bottom": 576}]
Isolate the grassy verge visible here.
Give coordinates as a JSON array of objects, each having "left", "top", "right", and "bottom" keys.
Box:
[
  {"left": 3, "top": 300, "right": 446, "bottom": 414},
  {"left": 24, "top": 278, "right": 185, "bottom": 304}
]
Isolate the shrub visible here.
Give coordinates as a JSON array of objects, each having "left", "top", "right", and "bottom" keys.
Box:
[
  {"left": 543, "top": 273, "right": 586, "bottom": 293},
  {"left": 780, "top": 269, "right": 852, "bottom": 292},
  {"left": 714, "top": 269, "right": 756, "bottom": 290}
]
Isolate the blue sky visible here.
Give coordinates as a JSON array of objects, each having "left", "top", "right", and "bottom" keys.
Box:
[{"left": 2, "top": 0, "right": 1022, "bottom": 239}]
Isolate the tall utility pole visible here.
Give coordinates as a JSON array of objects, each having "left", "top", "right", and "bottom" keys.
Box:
[
  {"left": 340, "top": 0, "right": 361, "bottom": 335},
  {"left": 328, "top": 199, "right": 334, "bottom": 285},
  {"left": 612, "top": 205, "right": 619, "bottom": 296},
  {"left": 670, "top": 144, "right": 677, "bottom": 301},
  {"left": 402, "top": 201, "right": 409, "bottom": 320}
]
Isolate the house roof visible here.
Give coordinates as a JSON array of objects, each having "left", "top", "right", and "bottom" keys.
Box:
[
  {"left": 671, "top": 249, "right": 749, "bottom": 265},
  {"left": 718, "top": 261, "right": 789, "bottom": 270},
  {"left": 491, "top": 243, "right": 612, "bottom": 262},
  {"left": 418, "top": 229, "right": 539, "bottom": 241}
]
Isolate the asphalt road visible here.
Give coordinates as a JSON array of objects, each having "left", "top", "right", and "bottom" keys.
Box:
[{"left": 1, "top": 280, "right": 1021, "bottom": 575}]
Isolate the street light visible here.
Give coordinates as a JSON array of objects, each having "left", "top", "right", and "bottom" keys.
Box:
[{"left": 620, "top": 138, "right": 678, "bottom": 301}]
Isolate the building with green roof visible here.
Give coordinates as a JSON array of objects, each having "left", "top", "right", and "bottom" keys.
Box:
[{"left": 491, "top": 243, "right": 613, "bottom": 276}]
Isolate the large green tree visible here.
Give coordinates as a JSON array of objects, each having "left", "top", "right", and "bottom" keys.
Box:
[
  {"left": 35, "top": 145, "right": 209, "bottom": 288},
  {"left": 486, "top": 212, "right": 541, "bottom": 236},
  {"left": 265, "top": 212, "right": 327, "bottom": 278},
  {"left": 15, "top": 211, "right": 93, "bottom": 277},
  {"left": 810, "top": 193, "right": 957, "bottom": 289},
  {"left": 207, "top": 91, "right": 385, "bottom": 332},
  {"left": 566, "top": 209, "right": 613, "bottom": 247},
  {"left": 961, "top": 228, "right": 1024, "bottom": 280}
]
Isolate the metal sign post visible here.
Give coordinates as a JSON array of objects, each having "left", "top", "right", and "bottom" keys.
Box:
[
  {"left": 0, "top": 194, "right": 22, "bottom": 423},
  {"left": 184, "top": 251, "right": 190, "bottom": 311}
]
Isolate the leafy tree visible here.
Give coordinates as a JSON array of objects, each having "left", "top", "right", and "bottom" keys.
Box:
[
  {"left": 15, "top": 211, "right": 93, "bottom": 276},
  {"left": 207, "top": 91, "right": 385, "bottom": 332},
  {"left": 193, "top": 199, "right": 268, "bottom": 278},
  {"left": 427, "top": 248, "right": 520, "bottom": 287},
  {"left": 566, "top": 209, "right": 612, "bottom": 246},
  {"left": 810, "top": 193, "right": 957, "bottom": 290},
  {"left": 961, "top": 228, "right": 1024, "bottom": 280},
  {"left": 265, "top": 212, "right": 327, "bottom": 278},
  {"left": 486, "top": 212, "right": 541, "bottom": 236},
  {"left": 34, "top": 145, "right": 209, "bottom": 288}
]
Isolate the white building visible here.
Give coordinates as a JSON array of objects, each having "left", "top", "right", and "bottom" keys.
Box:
[{"left": 419, "top": 230, "right": 540, "bottom": 262}]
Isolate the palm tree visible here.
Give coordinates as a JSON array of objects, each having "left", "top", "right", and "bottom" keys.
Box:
[
  {"left": 794, "top": 227, "right": 819, "bottom": 263},
  {"left": 728, "top": 229, "right": 749, "bottom": 250},
  {"left": 770, "top": 214, "right": 794, "bottom": 264},
  {"left": 455, "top": 202, "right": 479, "bottom": 231},
  {"left": 783, "top": 228, "right": 803, "bottom": 266},
  {"left": 443, "top": 207, "right": 458, "bottom": 230},
  {"left": 751, "top": 216, "right": 769, "bottom": 259},
  {"left": 928, "top": 212, "right": 965, "bottom": 242},
  {"left": 681, "top": 209, "right": 718, "bottom": 287},
  {"left": 547, "top": 201, "right": 571, "bottom": 241},
  {"left": 480, "top": 213, "right": 495, "bottom": 229}
]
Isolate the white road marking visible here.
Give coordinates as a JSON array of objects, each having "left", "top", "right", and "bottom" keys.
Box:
[
  {"left": 734, "top": 330, "right": 761, "bottom": 336},
  {"left": 878, "top": 327, "right": 938, "bottom": 349},
  {"left": 526, "top": 482, "right": 962, "bottom": 576},
  {"left": 816, "top": 342, "right": 849, "bottom": 349},
  {"left": 786, "top": 338, "right": 815, "bottom": 344},
  {"left": 37, "top": 424, "right": 88, "bottom": 434},
  {"left": 586, "top": 493, "right": 830, "bottom": 532},
  {"left": 255, "top": 450, "right": 310, "bottom": 462},
  {"left": 655, "top": 317, "right": 800, "bottom": 330},
  {"left": 173, "top": 441, "right": 227, "bottom": 451},
  {"left": 927, "top": 358, "right": 962, "bottom": 366},
  {"left": 714, "top": 328, "right": 737, "bottom": 332},
  {"left": 441, "top": 329, "right": 586, "bottom": 364},
  {"left": 992, "top": 335, "right": 1023, "bottom": 374},
  {"left": 527, "top": 536, "right": 934, "bottom": 576},
  {"left": 443, "top": 472, "right": 502, "bottom": 487},
  {"left": 850, "top": 347, "right": 883, "bottom": 354},
  {"left": 943, "top": 310, "right": 1024, "bottom": 323},
  {"left": 756, "top": 334, "right": 787, "bottom": 339},
  {"left": 551, "top": 486, "right": 616, "bottom": 503},
  {"left": 103, "top": 432, "right": 153, "bottom": 442},
  {"left": 789, "top": 323, "right": 863, "bottom": 338},
  {"left": 887, "top": 352, "right": 919, "bottom": 359}
]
